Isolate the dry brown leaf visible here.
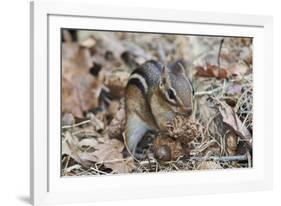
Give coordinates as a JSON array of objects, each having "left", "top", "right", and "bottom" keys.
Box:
[
  {"left": 63, "top": 132, "right": 135, "bottom": 173},
  {"left": 62, "top": 132, "right": 92, "bottom": 168},
  {"left": 78, "top": 138, "right": 100, "bottom": 149},
  {"left": 62, "top": 73, "right": 102, "bottom": 118},
  {"left": 93, "top": 138, "right": 124, "bottom": 160},
  {"left": 78, "top": 152, "right": 98, "bottom": 163},
  {"left": 216, "top": 100, "right": 252, "bottom": 147},
  {"left": 92, "top": 138, "right": 136, "bottom": 173},
  {"left": 62, "top": 77, "right": 84, "bottom": 118},
  {"left": 106, "top": 157, "right": 136, "bottom": 173},
  {"left": 62, "top": 43, "right": 92, "bottom": 74},
  {"left": 195, "top": 64, "right": 230, "bottom": 79},
  {"left": 195, "top": 61, "right": 249, "bottom": 80},
  {"left": 61, "top": 42, "right": 99, "bottom": 117}
]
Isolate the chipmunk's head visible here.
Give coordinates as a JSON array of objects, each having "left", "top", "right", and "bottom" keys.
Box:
[{"left": 158, "top": 63, "right": 194, "bottom": 116}]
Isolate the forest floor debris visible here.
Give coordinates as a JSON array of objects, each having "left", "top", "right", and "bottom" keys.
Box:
[{"left": 61, "top": 30, "right": 253, "bottom": 176}]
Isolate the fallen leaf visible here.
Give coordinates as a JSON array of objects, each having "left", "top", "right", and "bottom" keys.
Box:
[
  {"left": 216, "top": 99, "right": 252, "bottom": 148},
  {"left": 62, "top": 132, "right": 92, "bottom": 168},
  {"left": 61, "top": 42, "right": 98, "bottom": 117},
  {"left": 78, "top": 138, "right": 100, "bottom": 149},
  {"left": 195, "top": 64, "right": 230, "bottom": 79},
  {"left": 92, "top": 138, "right": 136, "bottom": 173},
  {"left": 107, "top": 157, "right": 136, "bottom": 173},
  {"left": 93, "top": 138, "right": 124, "bottom": 160}
]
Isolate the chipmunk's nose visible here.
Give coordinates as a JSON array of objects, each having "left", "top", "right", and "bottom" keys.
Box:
[{"left": 183, "top": 107, "right": 192, "bottom": 116}]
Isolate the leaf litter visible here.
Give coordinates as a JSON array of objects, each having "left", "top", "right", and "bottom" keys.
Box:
[{"left": 61, "top": 30, "right": 253, "bottom": 176}]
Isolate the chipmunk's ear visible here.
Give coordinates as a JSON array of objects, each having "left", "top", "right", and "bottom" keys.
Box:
[
  {"left": 172, "top": 62, "right": 186, "bottom": 76},
  {"left": 160, "top": 66, "right": 169, "bottom": 84}
]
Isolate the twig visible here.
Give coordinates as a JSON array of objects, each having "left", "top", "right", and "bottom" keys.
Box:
[
  {"left": 195, "top": 87, "right": 222, "bottom": 96},
  {"left": 62, "top": 119, "right": 91, "bottom": 129},
  {"left": 246, "top": 151, "right": 252, "bottom": 167},
  {"left": 157, "top": 41, "right": 166, "bottom": 62},
  {"left": 191, "top": 154, "right": 248, "bottom": 162},
  {"left": 122, "top": 132, "right": 143, "bottom": 165},
  {"left": 139, "top": 159, "right": 158, "bottom": 165},
  {"left": 72, "top": 129, "right": 102, "bottom": 138},
  {"left": 90, "top": 167, "right": 110, "bottom": 175},
  {"left": 96, "top": 158, "right": 128, "bottom": 164},
  {"left": 136, "top": 154, "right": 247, "bottom": 168},
  {"left": 234, "top": 86, "right": 252, "bottom": 112},
  {"left": 192, "top": 139, "right": 217, "bottom": 154},
  {"left": 63, "top": 156, "right": 71, "bottom": 171},
  {"left": 217, "top": 38, "right": 224, "bottom": 67}
]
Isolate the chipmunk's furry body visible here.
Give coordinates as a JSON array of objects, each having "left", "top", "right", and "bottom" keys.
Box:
[{"left": 125, "top": 60, "right": 194, "bottom": 154}]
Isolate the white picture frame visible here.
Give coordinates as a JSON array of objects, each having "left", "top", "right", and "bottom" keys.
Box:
[{"left": 30, "top": 0, "right": 273, "bottom": 205}]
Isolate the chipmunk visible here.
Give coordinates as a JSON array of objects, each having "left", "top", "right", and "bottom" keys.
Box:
[{"left": 125, "top": 60, "right": 194, "bottom": 154}]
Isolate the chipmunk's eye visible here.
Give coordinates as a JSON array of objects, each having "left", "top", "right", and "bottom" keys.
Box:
[{"left": 167, "top": 89, "right": 176, "bottom": 100}]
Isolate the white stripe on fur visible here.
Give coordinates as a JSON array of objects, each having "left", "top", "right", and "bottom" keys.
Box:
[{"left": 129, "top": 73, "right": 148, "bottom": 93}]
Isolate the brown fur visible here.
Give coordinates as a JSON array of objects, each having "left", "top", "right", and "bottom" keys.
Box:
[
  {"left": 149, "top": 88, "right": 177, "bottom": 130},
  {"left": 125, "top": 84, "right": 157, "bottom": 129}
]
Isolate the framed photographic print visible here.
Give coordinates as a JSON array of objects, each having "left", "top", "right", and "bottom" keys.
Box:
[{"left": 30, "top": 0, "right": 273, "bottom": 205}]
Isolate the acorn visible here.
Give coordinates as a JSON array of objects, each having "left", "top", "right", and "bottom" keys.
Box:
[
  {"left": 154, "top": 145, "right": 172, "bottom": 162},
  {"left": 226, "top": 131, "right": 238, "bottom": 156},
  {"left": 153, "top": 115, "right": 200, "bottom": 162},
  {"left": 153, "top": 136, "right": 184, "bottom": 161}
]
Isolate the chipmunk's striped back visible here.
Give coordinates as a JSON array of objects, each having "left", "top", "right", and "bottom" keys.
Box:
[{"left": 126, "top": 60, "right": 163, "bottom": 96}]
